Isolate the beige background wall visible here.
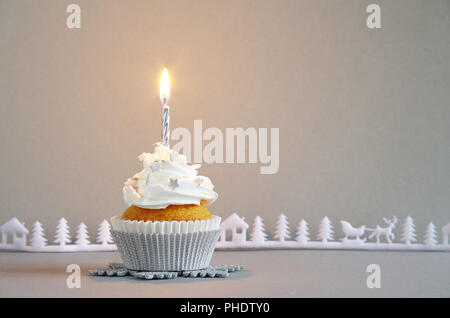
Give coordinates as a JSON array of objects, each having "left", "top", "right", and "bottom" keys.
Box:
[{"left": 1, "top": 0, "right": 449, "bottom": 239}]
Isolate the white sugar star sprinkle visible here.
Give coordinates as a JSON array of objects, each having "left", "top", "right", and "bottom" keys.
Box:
[{"left": 169, "top": 178, "right": 179, "bottom": 190}]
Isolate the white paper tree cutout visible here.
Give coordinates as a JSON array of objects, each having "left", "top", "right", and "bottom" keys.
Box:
[
  {"left": 251, "top": 216, "right": 267, "bottom": 243},
  {"left": 75, "top": 223, "right": 90, "bottom": 246},
  {"left": 30, "top": 221, "right": 47, "bottom": 250},
  {"left": 401, "top": 216, "right": 417, "bottom": 245},
  {"left": 274, "top": 213, "right": 291, "bottom": 242},
  {"left": 96, "top": 220, "right": 113, "bottom": 245},
  {"left": 54, "top": 217, "right": 71, "bottom": 246},
  {"left": 424, "top": 222, "right": 438, "bottom": 247},
  {"left": 317, "top": 216, "right": 334, "bottom": 243},
  {"left": 295, "top": 219, "right": 310, "bottom": 244}
]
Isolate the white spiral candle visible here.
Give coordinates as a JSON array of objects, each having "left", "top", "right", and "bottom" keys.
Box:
[
  {"left": 160, "top": 68, "right": 171, "bottom": 147},
  {"left": 162, "top": 104, "right": 170, "bottom": 147}
]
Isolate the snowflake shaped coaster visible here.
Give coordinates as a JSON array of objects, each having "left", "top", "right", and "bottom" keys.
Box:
[{"left": 89, "top": 263, "right": 243, "bottom": 280}]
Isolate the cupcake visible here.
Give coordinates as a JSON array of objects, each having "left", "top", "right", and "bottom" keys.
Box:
[{"left": 111, "top": 142, "right": 221, "bottom": 271}]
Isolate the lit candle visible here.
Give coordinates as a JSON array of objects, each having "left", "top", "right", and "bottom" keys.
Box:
[{"left": 160, "top": 68, "right": 170, "bottom": 147}]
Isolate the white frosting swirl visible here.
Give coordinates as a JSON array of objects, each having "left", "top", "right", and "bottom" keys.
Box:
[{"left": 123, "top": 143, "right": 218, "bottom": 209}]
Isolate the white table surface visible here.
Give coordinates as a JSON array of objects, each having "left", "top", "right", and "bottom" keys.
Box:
[{"left": 0, "top": 250, "right": 448, "bottom": 297}]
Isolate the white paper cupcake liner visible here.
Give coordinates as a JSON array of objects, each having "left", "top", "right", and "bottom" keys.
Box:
[
  {"left": 111, "top": 229, "right": 222, "bottom": 271},
  {"left": 111, "top": 215, "right": 221, "bottom": 234}
]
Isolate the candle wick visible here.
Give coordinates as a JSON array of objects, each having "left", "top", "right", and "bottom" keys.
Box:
[{"left": 162, "top": 96, "right": 169, "bottom": 106}]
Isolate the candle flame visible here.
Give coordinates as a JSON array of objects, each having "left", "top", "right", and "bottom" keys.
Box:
[{"left": 160, "top": 68, "right": 170, "bottom": 105}]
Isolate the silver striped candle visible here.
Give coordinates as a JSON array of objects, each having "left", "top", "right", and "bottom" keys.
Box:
[{"left": 162, "top": 104, "right": 170, "bottom": 147}]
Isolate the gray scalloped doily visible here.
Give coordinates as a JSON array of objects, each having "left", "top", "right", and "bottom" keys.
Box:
[{"left": 89, "top": 263, "right": 243, "bottom": 280}]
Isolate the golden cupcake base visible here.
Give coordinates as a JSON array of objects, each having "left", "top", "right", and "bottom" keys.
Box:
[{"left": 122, "top": 204, "right": 212, "bottom": 222}]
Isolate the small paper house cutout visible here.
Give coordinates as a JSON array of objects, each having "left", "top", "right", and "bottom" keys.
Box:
[
  {"left": 219, "top": 213, "right": 249, "bottom": 243},
  {"left": 1, "top": 217, "right": 29, "bottom": 248}
]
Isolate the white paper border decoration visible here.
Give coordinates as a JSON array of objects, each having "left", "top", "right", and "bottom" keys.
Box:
[
  {"left": 0, "top": 214, "right": 449, "bottom": 252},
  {"left": 0, "top": 217, "right": 116, "bottom": 252},
  {"left": 215, "top": 213, "right": 450, "bottom": 251}
]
